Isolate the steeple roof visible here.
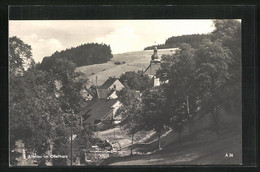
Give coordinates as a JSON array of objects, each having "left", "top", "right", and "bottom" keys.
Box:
[{"left": 151, "top": 46, "right": 160, "bottom": 61}]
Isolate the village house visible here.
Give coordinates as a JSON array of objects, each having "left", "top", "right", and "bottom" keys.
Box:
[
  {"left": 80, "top": 88, "right": 95, "bottom": 101},
  {"left": 79, "top": 77, "right": 125, "bottom": 125},
  {"left": 96, "top": 77, "right": 125, "bottom": 99},
  {"left": 96, "top": 89, "right": 117, "bottom": 99},
  {"left": 99, "top": 77, "right": 125, "bottom": 91},
  {"left": 80, "top": 99, "right": 122, "bottom": 124}
]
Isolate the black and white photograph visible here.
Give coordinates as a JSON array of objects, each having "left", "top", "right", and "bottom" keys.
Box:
[{"left": 9, "top": 19, "right": 242, "bottom": 166}]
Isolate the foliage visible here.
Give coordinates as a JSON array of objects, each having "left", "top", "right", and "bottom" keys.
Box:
[
  {"left": 117, "top": 88, "right": 138, "bottom": 106},
  {"left": 72, "top": 125, "right": 95, "bottom": 165},
  {"left": 211, "top": 20, "right": 241, "bottom": 61},
  {"left": 211, "top": 20, "right": 241, "bottom": 96},
  {"left": 117, "top": 88, "right": 142, "bottom": 130},
  {"left": 39, "top": 43, "right": 113, "bottom": 69},
  {"left": 140, "top": 87, "right": 169, "bottom": 150},
  {"left": 51, "top": 123, "right": 70, "bottom": 166},
  {"left": 117, "top": 88, "right": 142, "bottom": 154},
  {"left": 9, "top": 67, "right": 60, "bottom": 161},
  {"left": 9, "top": 36, "right": 89, "bottom": 166},
  {"left": 195, "top": 40, "right": 232, "bottom": 104},
  {"left": 119, "top": 70, "right": 153, "bottom": 91},
  {"left": 9, "top": 36, "right": 34, "bottom": 76},
  {"left": 50, "top": 58, "right": 86, "bottom": 113},
  {"left": 141, "top": 87, "right": 168, "bottom": 133},
  {"left": 144, "top": 34, "right": 210, "bottom": 50},
  {"left": 158, "top": 44, "right": 200, "bottom": 138},
  {"left": 154, "top": 20, "right": 240, "bottom": 140}
]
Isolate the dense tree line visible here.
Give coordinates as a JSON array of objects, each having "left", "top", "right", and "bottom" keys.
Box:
[
  {"left": 127, "top": 20, "right": 241, "bottom": 151},
  {"left": 39, "top": 43, "right": 113, "bottom": 70},
  {"left": 144, "top": 34, "right": 210, "bottom": 50}
]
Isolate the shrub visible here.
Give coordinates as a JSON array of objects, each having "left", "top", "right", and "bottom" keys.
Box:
[{"left": 114, "top": 62, "right": 121, "bottom": 65}]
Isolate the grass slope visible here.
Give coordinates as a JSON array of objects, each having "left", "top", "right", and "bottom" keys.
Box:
[
  {"left": 101, "top": 98, "right": 242, "bottom": 165},
  {"left": 77, "top": 48, "right": 177, "bottom": 87}
]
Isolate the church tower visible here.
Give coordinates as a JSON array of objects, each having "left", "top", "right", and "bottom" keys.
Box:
[
  {"left": 151, "top": 46, "right": 160, "bottom": 62},
  {"left": 143, "top": 46, "right": 161, "bottom": 87}
]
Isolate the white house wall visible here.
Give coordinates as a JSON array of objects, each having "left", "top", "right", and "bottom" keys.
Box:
[
  {"left": 108, "top": 91, "right": 118, "bottom": 99},
  {"left": 108, "top": 79, "right": 125, "bottom": 91}
]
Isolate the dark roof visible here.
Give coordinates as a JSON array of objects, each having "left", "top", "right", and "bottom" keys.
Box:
[
  {"left": 80, "top": 99, "right": 119, "bottom": 123},
  {"left": 96, "top": 89, "right": 115, "bottom": 99},
  {"left": 144, "top": 63, "right": 161, "bottom": 76},
  {"left": 81, "top": 89, "right": 95, "bottom": 97},
  {"left": 107, "top": 90, "right": 116, "bottom": 97},
  {"left": 87, "top": 89, "right": 96, "bottom": 97},
  {"left": 100, "top": 78, "right": 118, "bottom": 89}
]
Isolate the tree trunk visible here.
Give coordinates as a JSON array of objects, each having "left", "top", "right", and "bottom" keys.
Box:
[
  {"left": 186, "top": 95, "right": 193, "bottom": 140},
  {"left": 212, "top": 100, "right": 219, "bottom": 138},
  {"left": 178, "top": 129, "right": 181, "bottom": 145},
  {"left": 114, "top": 129, "right": 115, "bottom": 138},
  {"left": 188, "top": 120, "right": 193, "bottom": 142},
  {"left": 70, "top": 124, "right": 73, "bottom": 166},
  {"left": 186, "top": 95, "right": 190, "bottom": 115},
  {"left": 213, "top": 105, "right": 219, "bottom": 138},
  {"left": 130, "top": 131, "right": 134, "bottom": 155},
  {"left": 158, "top": 134, "right": 162, "bottom": 151},
  {"left": 211, "top": 78, "right": 219, "bottom": 138},
  {"left": 80, "top": 116, "right": 83, "bottom": 128}
]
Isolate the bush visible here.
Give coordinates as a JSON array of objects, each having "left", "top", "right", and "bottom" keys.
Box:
[{"left": 114, "top": 62, "right": 121, "bottom": 65}]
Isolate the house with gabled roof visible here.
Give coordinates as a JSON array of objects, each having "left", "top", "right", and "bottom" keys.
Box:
[
  {"left": 79, "top": 99, "right": 122, "bottom": 124},
  {"left": 94, "top": 77, "right": 126, "bottom": 99},
  {"left": 96, "top": 89, "right": 117, "bottom": 99},
  {"left": 78, "top": 77, "right": 125, "bottom": 125},
  {"left": 100, "top": 77, "right": 125, "bottom": 91}
]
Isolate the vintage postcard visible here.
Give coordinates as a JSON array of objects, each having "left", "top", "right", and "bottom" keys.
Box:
[{"left": 9, "top": 19, "right": 242, "bottom": 166}]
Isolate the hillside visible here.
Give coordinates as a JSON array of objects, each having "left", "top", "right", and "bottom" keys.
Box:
[
  {"left": 77, "top": 47, "right": 242, "bottom": 166},
  {"left": 77, "top": 48, "right": 178, "bottom": 87},
  {"left": 101, "top": 97, "right": 242, "bottom": 165}
]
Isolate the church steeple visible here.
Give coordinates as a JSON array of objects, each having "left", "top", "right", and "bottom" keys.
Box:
[
  {"left": 151, "top": 45, "right": 160, "bottom": 62},
  {"left": 143, "top": 44, "right": 162, "bottom": 87}
]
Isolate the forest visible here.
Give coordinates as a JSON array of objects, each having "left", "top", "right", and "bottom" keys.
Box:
[
  {"left": 144, "top": 34, "right": 210, "bottom": 50},
  {"left": 39, "top": 43, "right": 113, "bottom": 70}
]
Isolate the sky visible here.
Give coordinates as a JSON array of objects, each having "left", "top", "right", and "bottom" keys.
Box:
[{"left": 9, "top": 20, "right": 215, "bottom": 63}]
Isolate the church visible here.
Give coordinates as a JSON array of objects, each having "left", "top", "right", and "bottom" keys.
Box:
[{"left": 143, "top": 46, "right": 161, "bottom": 87}]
